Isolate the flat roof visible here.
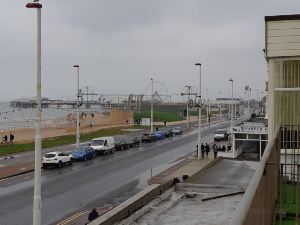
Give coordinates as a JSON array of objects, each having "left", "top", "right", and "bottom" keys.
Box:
[{"left": 265, "top": 14, "right": 300, "bottom": 22}]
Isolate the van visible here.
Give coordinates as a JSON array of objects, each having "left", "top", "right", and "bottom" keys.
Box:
[{"left": 90, "top": 136, "right": 115, "bottom": 154}]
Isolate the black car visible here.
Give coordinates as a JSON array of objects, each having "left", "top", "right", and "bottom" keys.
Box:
[
  {"left": 126, "top": 137, "right": 141, "bottom": 147},
  {"left": 114, "top": 139, "right": 128, "bottom": 151},
  {"left": 141, "top": 133, "right": 157, "bottom": 143},
  {"left": 160, "top": 129, "right": 174, "bottom": 138}
]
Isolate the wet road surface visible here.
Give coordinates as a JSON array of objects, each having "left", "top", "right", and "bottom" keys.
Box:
[{"left": 0, "top": 121, "right": 232, "bottom": 225}]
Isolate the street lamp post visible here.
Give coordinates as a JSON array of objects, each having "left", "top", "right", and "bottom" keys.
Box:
[
  {"left": 185, "top": 85, "right": 191, "bottom": 129},
  {"left": 73, "top": 65, "right": 80, "bottom": 150},
  {"left": 195, "top": 63, "right": 202, "bottom": 160},
  {"left": 151, "top": 78, "right": 154, "bottom": 133},
  {"left": 26, "top": 1, "right": 42, "bottom": 225},
  {"left": 229, "top": 78, "right": 233, "bottom": 129}
]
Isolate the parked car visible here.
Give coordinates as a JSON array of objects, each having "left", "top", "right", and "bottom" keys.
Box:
[
  {"left": 126, "top": 136, "right": 141, "bottom": 147},
  {"left": 172, "top": 127, "right": 183, "bottom": 135},
  {"left": 160, "top": 129, "right": 174, "bottom": 138},
  {"left": 213, "top": 129, "right": 228, "bottom": 141},
  {"left": 141, "top": 133, "right": 157, "bottom": 143},
  {"left": 114, "top": 139, "right": 128, "bottom": 151},
  {"left": 72, "top": 147, "right": 96, "bottom": 161},
  {"left": 42, "top": 151, "right": 72, "bottom": 169},
  {"left": 154, "top": 131, "right": 165, "bottom": 140},
  {"left": 90, "top": 136, "right": 115, "bottom": 154}
]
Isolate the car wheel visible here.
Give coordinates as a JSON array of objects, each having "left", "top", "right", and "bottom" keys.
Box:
[
  {"left": 43, "top": 164, "right": 47, "bottom": 170},
  {"left": 58, "top": 161, "right": 63, "bottom": 168},
  {"left": 69, "top": 158, "right": 73, "bottom": 165},
  {"left": 84, "top": 156, "right": 87, "bottom": 161},
  {"left": 93, "top": 153, "right": 96, "bottom": 158}
]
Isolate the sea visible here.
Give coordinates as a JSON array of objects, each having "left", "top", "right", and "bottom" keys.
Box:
[{"left": 0, "top": 102, "right": 102, "bottom": 130}]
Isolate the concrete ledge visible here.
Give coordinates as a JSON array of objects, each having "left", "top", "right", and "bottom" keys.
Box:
[
  {"left": 184, "top": 157, "right": 222, "bottom": 184},
  {"left": 88, "top": 184, "right": 161, "bottom": 225}
]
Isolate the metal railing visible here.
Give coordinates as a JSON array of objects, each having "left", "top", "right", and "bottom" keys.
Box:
[{"left": 231, "top": 128, "right": 280, "bottom": 225}]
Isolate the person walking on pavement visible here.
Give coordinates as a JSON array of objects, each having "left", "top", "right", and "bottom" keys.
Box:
[
  {"left": 218, "top": 145, "right": 222, "bottom": 153},
  {"left": 1, "top": 134, "right": 7, "bottom": 144},
  {"left": 9, "top": 133, "right": 14, "bottom": 144},
  {"left": 201, "top": 143, "right": 205, "bottom": 159},
  {"left": 213, "top": 144, "right": 218, "bottom": 159},
  {"left": 205, "top": 143, "right": 210, "bottom": 159},
  {"left": 88, "top": 208, "right": 99, "bottom": 222},
  {"left": 221, "top": 145, "right": 226, "bottom": 152}
]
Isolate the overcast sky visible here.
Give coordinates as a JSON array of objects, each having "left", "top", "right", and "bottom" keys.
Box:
[{"left": 1, "top": 0, "right": 299, "bottom": 102}]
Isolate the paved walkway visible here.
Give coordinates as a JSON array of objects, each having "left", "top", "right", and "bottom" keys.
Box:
[{"left": 57, "top": 150, "right": 219, "bottom": 225}]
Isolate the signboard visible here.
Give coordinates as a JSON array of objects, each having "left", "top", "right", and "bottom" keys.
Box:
[{"left": 141, "top": 118, "right": 151, "bottom": 126}]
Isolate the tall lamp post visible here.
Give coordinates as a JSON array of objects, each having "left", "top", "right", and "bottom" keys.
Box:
[
  {"left": 150, "top": 78, "right": 154, "bottom": 133},
  {"left": 26, "top": 1, "right": 42, "bottom": 225},
  {"left": 73, "top": 65, "right": 80, "bottom": 150},
  {"left": 195, "top": 63, "right": 201, "bottom": 159},
  {"left": 229, "top": 78, "right": 234, "bottom": 129},
  {"left": 185, "top": 85, "right": 191, "bottom": 129}
]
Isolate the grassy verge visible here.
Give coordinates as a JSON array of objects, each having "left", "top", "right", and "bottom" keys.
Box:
[
  {"left": 134, "top": 111, "right": 183, "bottom": 122},
  {"left": 0, "top": 127, "right": 129, "bottom": 156}
]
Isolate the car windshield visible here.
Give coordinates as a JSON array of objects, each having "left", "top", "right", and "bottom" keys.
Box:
[
  {"left": 173, "top": 127, "right": 181, "bottom": 130},
  {"left": 44, "top": 153, "right": 56, "bottom": 158},
  {"left": 91, "top": 140, "right": 104, "bottom": 145},
  {"left": 74, "top": 149, "right": 86, "bottom": 154},
  {"left": 214, "top": 130, "right": 226, "bottom": 134}
]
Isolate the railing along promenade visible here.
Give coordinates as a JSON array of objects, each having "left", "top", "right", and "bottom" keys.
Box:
[{"left": 231, "top": 128, "right": 280, "bottom": 225}]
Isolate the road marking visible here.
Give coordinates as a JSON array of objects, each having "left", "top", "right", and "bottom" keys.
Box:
[{"left": 56, "top": 211, "right": 88, "bottom": 225}]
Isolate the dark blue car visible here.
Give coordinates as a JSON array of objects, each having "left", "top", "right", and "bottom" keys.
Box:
[
  {"left": 154, "top": 131, "right": 165, "bottom": 140},
  {"left": 72, "top": 147, "right": 96, "bottom": 161}
]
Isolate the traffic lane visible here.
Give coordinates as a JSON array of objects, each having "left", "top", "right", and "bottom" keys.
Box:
[{"left": 0, "top": 122, "right": 228, "bottom": 225}]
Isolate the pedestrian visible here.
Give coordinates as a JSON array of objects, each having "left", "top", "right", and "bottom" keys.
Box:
[
  {"left": 1, "top": 135, "right": 7, "bottom": 144},
  {"left": 218, "top": 145, "right": 222, "bottom": 153},
  {"left": 88, "top": 208, "right": 99, "bottom": 221},
  {"left": 196, "top": 144, "right": 198, "bottom": 157},
  {"left": 213, "top": 144, "right": 218, "bottom": 159},
  {"left": 201, "top": 143, "right": 205, "bottom": 159},
  {"left": 9, "top": 133, "right": 14, "bottom": 144},
  {"left": 205, "top": 143, "right": 210, "bottom": 159},
  {"left": 221, "top": 145, "right": 226, "bottom": 152}
]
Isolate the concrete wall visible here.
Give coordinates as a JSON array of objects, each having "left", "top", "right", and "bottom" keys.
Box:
[{"left": 88, "top": 183, "right": 170, "bottom": 225}]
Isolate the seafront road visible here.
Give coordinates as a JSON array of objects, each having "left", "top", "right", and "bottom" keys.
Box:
[{"left": 0, "top": 118, "right": 246, "bottom": 225}]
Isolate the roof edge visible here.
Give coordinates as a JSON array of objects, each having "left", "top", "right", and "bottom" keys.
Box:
[{"left": 265, "top": 14, "right": 300, "bottom": 22}]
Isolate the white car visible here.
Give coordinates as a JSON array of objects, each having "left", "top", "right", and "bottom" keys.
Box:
[{"left": 42, "top": 152, "right": 72, "bottom": 169}]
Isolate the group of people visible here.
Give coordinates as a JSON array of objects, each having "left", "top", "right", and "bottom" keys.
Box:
[
  {"left": 196, "top": 143, "right": 229, "bottom": 159},
  {"left": 1, "top": 133, "right": 14, "bottom": 144},
  {"left": 196, "top": 143, "right": 210, "bottom": 159},
  {"left": 212, "top": 144, "right": 228, "bottom": 158}
]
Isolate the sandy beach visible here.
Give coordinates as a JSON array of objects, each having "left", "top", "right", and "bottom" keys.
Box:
[{"left": 0, "top": 109, "right": 133, "bottom": 143}]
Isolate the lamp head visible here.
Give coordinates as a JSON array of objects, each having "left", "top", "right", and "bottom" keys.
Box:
[
  {"left": 73, "top": 65, "right": 79, "bottom": 68},
  {"left": 195, "top": 63, "right": 201, "bottom": 66}
]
